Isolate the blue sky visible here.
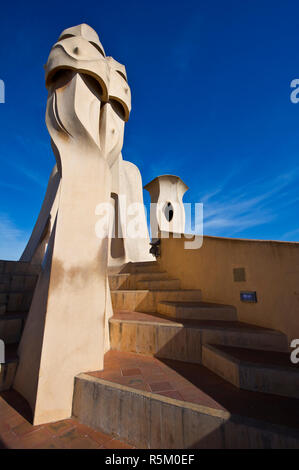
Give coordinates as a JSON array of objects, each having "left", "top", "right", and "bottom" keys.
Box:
[{"left": 1, "top": 0, "right": 299, "bottom": 259}]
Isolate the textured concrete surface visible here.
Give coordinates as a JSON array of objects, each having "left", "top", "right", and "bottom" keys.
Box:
[
  {"left": 72, "top": 351, "right": 299, "bottom": 448},
  {"left": 202, "top": 344, "right": 299, "bottom": 399},
  {"left": 111, "top": 288, "right": 202, "bottom": 312},
  {"left": 158, "top": 232, "right": 299, "bottom": 343},
  {"left": 0, "top": 389, "right": 133, "bottom": 449},
  {"left": 110, "top": 311, "right": 288, "bottom": 364}
]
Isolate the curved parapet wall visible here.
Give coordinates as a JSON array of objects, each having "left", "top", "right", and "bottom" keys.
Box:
[{"left": 158, "top": 232, "right": 299, "bottom": 343}]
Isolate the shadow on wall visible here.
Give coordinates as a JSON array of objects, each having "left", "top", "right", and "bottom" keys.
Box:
[
  {"left": 110, "top": 193, "right": 125, "bottom": 260},
  {"left": 108, "top": 323, "right": 299, "bottom": 448},
  {"left": 158, "top": 232, "right": 299, "bottom": 343}
]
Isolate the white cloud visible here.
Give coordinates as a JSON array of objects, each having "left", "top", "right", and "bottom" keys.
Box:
[
  {"left": 6, "top": 135, "right": 51, "bottom": 188},
  {"left": 200, "top": 168, "right": 299, "bottom": 237},
  {"left": 281, "top": 228, "right": 299, "bottom": 242},
  {"left": 0, "top": 214, "right": 29, "bottom": 260},
  {"left": 9, "top": 162, "right": 47, "bottom": 188}
]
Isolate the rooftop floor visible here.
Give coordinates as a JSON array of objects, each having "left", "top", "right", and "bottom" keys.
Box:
[
  {"left": 88, "top": 350, "right": 299, "bottom": 431},
  {"left": 0, "top": 389, "right": 133, "bottom": 449}
]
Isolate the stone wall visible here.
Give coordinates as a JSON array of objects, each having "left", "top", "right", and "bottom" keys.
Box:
[{"left": 158, "top": 233, "right": 299, "bottom": 344}]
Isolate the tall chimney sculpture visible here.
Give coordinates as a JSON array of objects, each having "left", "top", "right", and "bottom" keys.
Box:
[{"left": 14, "top": 24, "right": 144, "bottom": 424}]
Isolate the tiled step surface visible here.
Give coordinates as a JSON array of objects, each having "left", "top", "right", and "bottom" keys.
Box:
[
  {"left": 0, "top": 292, "right": 34, "bottom": 313},
  {"left": 0, "top": 312, "right": 27, "bottom": 344},
  {"left": 0, "top": 273, "right": 38, "bottom": 291},
  {"left": 136, "top": 279, "right": 181, "bottom": 290},
  {"left": 0, "top": 261, "right": 38, "bottom": 343},
  {"left": 0, "top": 343, "right": 18, "bottom": 392},
  {"left": 73, "top": 350, "right": 299, "bottom": 449},
  {"left": 109, "top": 272, "right": 170, "bottom": 290},
  {"left": 109, "top": 311, "right": 289, "bottom": 364},
  {"left": 158, "top": 301, "right": 238, "bottom": 321},
  {"left": 132, "top": 272, "right": 169, "bottom": 281},
  {"left": 202, "top": 344, "right": 299, "bottom": 399},
  {"left": 122, "top": 261, "right": 161, "bottom": 274},
  {"left": 0, "top": 389, "right": 134, "bottom": 449},
  {"left": 109, "top": 273, "right": 130, "bottom": 290},
  {"left": 0, "top": 260, "right": 39, "bottom": 315},
  {"left": 0, "top": 261, "right": 40, "bottom": 275},
  {"left": 111, "top": 289, "right": 202, "bottom": 313}
]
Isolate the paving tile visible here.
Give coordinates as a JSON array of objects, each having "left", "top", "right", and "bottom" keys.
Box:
[
  {"left": 88, "top": 371, "right": 122, "bottom": 381},
  {"left": 14, "top": 428, "right": 53, "bottom": 449},
  {"left": 178, "top": 388, "right": 222, "bottom": 409},
  {"left": 85, "top": 428, "right": 117, "bottom": 446},
  {"left": 2, "top": 348, "right": 299, "bottom": 449},
  {"left": 58, "top": 436, "right": 101, "bottom": 449},
  {"left": 36, "top": 439, "right": 62, "bottom": 449},
  {"left": 104, "top": 437, "right": 134, "bottom": 449},
  {"left": 11, "top": 420, "right": 43, "bottom": 437},
  {"left": 149, "top": 381, "right": 174, "bottom": 392},
  {"left": 116, "top": 376, "right": 150, "bottom": 391},
  {"left": 0, "top": 421, "right": 10, "bottom": 434},
  {"left": 159, "top": 390, "right": 184, "bottom": 400},
  {"left": 46, "top": 419, "right": 76, "bottom": 436},
  {"left": 0, "top": 389, "right": 133, "bottom": 449},
  {"left": 56, "top": 427, "right": 84, "bottom": 442},
  {"left": 121, "top": 368, "right": 142, "bottom": 376},
  {"left": 0, "top": 430, "right": 20, "bottom": 448}
]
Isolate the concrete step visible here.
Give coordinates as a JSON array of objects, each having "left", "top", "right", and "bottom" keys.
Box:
[
  {"left": 9, "top": 274, "right": 37, "bottom": 291},
  {"left": 133, "top": 272, "right": 169, "bottom": 281},
  {"left": 0, "top": 285, "right": 36, "bottom": 297},
  {"left": 0, "top": 343, "right": 18, "bottom": 392},
  {"left": 130, "top": 265, "right": 162, "bottom": 274},
  {"left": 109, "top": 273, "right": 130, "bottom": 290},
  {"left": 0, "top": 294, "right": 7, "bottom": 305},
  {"left": 0, "top": 273, "right": 38, "bottom": 288},
  {"left": 111, "top": 289, "right": 202, "bottom": 313},
  {"left": 0, "top": 292, "right": 34, "bottom": 313},
  {"left": 158, "top": 301, "right": 237, "bottom": 321},
  {"left": 0, "top": 283, "right": 8, "bottom": 293},
  {"left": 0, "top": 260, "right": 40, "bottom": 276},
  {"left": 0, "top": 274, "right": 11, "bottom": 284},
  {"left": 109, "top": 272, "right": 170, "bottom": 290},
  {"left": 0, "top": 312, "right": 27, "bottom": 344},
  {"left": 0, "top": 263, "right": 38, "bottom": 317},
  {"left": 130, "top": 261, "right": 157, "bottom": 267},
  {"left": 136, "top": 279, "right": 181, "bottom": 291},
  {"left": 202, "top": 344, "right": 299, "bottom": 399},
  {"left": 72, "top": 351, "right": 299, "bottom": 449},
  {"left": 109, "top": 312, "right": 289, "bottom": 363},
  {"left": 121, "top": 261, "right": 161, "bottom": 274}
]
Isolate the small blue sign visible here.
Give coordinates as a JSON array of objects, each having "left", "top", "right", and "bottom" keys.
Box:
[{"left": 240, "top": 291, "right": 257, "bottom": 303}]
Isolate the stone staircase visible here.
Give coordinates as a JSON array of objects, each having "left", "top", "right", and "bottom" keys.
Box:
[
  {"left": 1, "top": 258, "right": 299, "bottom": 447},
  {"left": 108, "top": 262, "right": 298, "bottom": 398},
  {"left": 202, "top": 344, "right": 299, "bottom": 399},
  {"left": 0, "top": 260, "right": 40, "bottom": 392},
  {"left": 109, "top": 260, "right": 289, "bottom": 359},
  {"left": 110, "top": 261, "right": 202, "bottom": 313},
  {"left": 108, "top": 261, "right": 297, "bottom": 400},
  {"left": 72, "top": 260, "right": 299, "bottom": 448}
]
